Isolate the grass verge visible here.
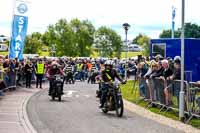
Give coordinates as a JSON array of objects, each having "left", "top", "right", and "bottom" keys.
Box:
[
  {"left": 121, "top": 80, "right": 200, "bottom": 129},
  {"left": 91, "top": 51, "right": 143, "bottom": 58},
  {"left": 0, "top": 51, "right": 8, "bottom": 56},
  {"left": 121, "top": 52, "right": 143, "bottom": 58}
]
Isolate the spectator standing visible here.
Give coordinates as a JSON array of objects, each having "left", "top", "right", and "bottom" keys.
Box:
[
  {"left": 0, "top": 59, "right": 6, "bottom": 95},
  {"left": 169, "top": 56, "right": 181, "bottom": 104},
  {"left": 160, "top": 59, "right": 173, "bottom": 105},
  {"left": 16, "top": 61, "right": 23, "bottom": 86},
  {"left": 25, "top": 60, "right": 33, "bottom": 88},
  {"left": 144, "top": 60, "right": 157, "bottom": 101},
  {"left": 35, "top": 59, "right": 45, "bottom": 89},
  {"left": 150, "top": 62, "right": 164, "bottom": 103},
  {"left": 3, "top": 59, "right": 10, "bottom": 87},
  {"left": 137, "top": 62, "right": 148, "bottom": 98},
  {"left": 9, "top": 59, "right": 18, "bottom": 89}
]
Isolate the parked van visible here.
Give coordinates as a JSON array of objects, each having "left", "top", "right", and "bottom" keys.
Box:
[
  {"left": 0, "top": 44, "right": 8, "bottom": 51},
  {"left": 123, "top": 44, "right": 144, "bottom": 52},
  {"left": 0, "top": 36, "right": 9, "bottom": 43}
]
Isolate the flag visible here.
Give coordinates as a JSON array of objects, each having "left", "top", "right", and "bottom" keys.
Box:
[
  {"left": 172, "top": 6, "right": 176, "bottom": 21},
  {"left": 9, "top": 0, "right": 29, "bottom": 60}
]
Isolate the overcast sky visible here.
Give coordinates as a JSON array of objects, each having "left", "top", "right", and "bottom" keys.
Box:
[{"left": 0, "top": 0, "right": 200, "bottom": 39}]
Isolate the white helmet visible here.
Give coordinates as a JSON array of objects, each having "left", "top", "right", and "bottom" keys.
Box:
[
  {"left": 174, "top": 56, "right": 181, "bottom": 61},
  {"left": 105, "top": 60, "right": 113, "bottom": 66}
]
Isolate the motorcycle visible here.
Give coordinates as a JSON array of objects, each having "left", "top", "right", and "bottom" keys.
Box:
[
  {"left": 51, "top": 74, "right": 64, "bottom": 101},
  {"left": 101, "top": 82, "right": 125, "bottom": 117}
]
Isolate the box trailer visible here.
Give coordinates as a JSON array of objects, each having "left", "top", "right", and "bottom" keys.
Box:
[{"left": 150, "top": 38, "right": 200, "bottom": 82}]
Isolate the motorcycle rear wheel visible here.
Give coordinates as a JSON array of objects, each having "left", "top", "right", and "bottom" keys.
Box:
[
  {"left": 58, "top": 95, "right": 61, "bottom": 101},
  {"left": 52, "top": 95, "right": 55, "bottom": 101}
]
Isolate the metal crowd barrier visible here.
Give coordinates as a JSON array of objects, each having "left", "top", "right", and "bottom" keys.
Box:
[
  {"left": 137, "top": 77, "right": 200, "bottom": 122},
  {"left": 186, "top": 82, "right": 200, "bottom": 123},
  {"left": 0, "top": 72, "right": 16, "bottom": 96}
]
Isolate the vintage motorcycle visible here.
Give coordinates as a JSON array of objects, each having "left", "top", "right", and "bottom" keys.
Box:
[
  {"left": 101, "top": 82, "right": 125, "bottom": 117},
  {"left": 51, "top": 74, "right": 64, "bottom": 101}
]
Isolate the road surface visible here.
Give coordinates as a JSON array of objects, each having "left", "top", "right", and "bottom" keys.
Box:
[{"left": 27, "top": 82, "right": 184, "bottom": 133}]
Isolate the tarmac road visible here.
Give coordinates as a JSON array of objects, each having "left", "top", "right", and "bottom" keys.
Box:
[{"left": 27, "top": 82, "right": 184, "bottom": 133}]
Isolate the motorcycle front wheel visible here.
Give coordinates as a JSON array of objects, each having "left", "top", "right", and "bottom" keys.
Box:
[
  {"left": 115, "top": 95, "right": 124, "bottom": 117},
  {"left": 102, "top": 107, "right": 108, "bottom": 114}
]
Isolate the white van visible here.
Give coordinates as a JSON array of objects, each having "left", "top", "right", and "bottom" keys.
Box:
[
  {"left": 0, "top": 44, "right": 8, "bottom": 51},
  {"left": 0, "top": 36, "right": 9, "bottom": 43}
]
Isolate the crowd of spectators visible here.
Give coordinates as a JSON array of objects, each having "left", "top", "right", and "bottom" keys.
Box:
[
  {"left": 136, "top": 55, "right": 182, "bottom": 106},
  {"left": 0, "top": 54, "right": 198, "bottom": 110}
]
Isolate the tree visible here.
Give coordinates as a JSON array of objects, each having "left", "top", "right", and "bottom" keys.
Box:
[
  {"left": 159, "top": 30, "right": 180, "bottom": 38},
  {"left": 132, "top": 34, "right": 151, "bottom": 56},
  {"left": 54, "top": 19, "right": 75, "bottom": 56},
  {"left": 41, "top": 25, "right": 57, "bottom": 46},
  {"left": 43, "top": 18, "right": 95, "bottom": 57},
  {"left": 159, "top": 23, "right": 200, "bottom": 38},
  {"left": 132, "top": 34, "right": 143, "bottom": 44},
  {"left": 184, "top": 23, "right": 200, "bottom": 38},
  {"left": 94, "top": 26, "right": 122, "bottom": 58},
  {"left": 70, "top": 19, "right": 95, "bottom": 57},
  {"left": 24, "top": 32, "right": 42, "bottom": 54}
]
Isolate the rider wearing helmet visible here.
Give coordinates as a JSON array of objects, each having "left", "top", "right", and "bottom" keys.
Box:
[
  {"left": 99, "top": 60, "right": 125, "bottom": 108},
  {"left": 46, "top": 61, "right": 64, "bottom": 95}
]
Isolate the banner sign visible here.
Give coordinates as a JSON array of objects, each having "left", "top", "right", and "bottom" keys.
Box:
[{"left": 9, "top": 0, "right": 29, "bottom": 60}]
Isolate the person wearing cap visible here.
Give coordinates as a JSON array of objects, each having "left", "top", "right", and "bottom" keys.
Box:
[
  {"left": 35, "top": 59, "right": 45, "bottom": 89},
  {"left": 155, "top": 54, "right": 163, "bottom": 62}
]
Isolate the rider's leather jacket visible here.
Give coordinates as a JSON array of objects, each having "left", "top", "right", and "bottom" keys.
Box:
[{"left": 46, "top": 67, "right": 64, "bottom": 81}]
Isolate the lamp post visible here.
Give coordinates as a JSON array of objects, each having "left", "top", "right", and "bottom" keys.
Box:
[
  {"left": 51, "top": 44, "right": 56, "bottom": 57},
  {"left": 123, "top": 23, "right": 130, "bottom": 79},
  {"left": 179, "top": 0, "right": 185, "bottom": 121}
]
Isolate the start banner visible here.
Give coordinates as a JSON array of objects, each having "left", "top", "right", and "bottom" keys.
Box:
[{"left": 9, "top": 0, "right": 29, "bottom": 60}]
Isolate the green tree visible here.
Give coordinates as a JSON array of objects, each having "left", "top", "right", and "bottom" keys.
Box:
[
  {"left": 70, "top": 19, "right": 95, "bottom": 57},
  {"left": 43, "top": 18, "right": 95, "bottom": 57},
  {"left": 94, "top": 26, "right": 122, "bottom": 58},
  {"left": 41, "top": 25, "right": 57, "bottom": 46},
  {"left": 159, "top": 30, "right": 180, "bottom": 38},
  {"left": 24, "top": 32, "right": 42, "bottom": 54},
  {"left": 184, "top": 23, "right": 200, "bottom": 38},
  {"left": 132, "top": 34, "right": 143, "bottom": 44},
  {"left": 159, "top": 23, "right": 200, "bottom": 38},
  {"left": 132, "top": 34, "right": 150, "bottom": 56},
  {"left": 54, "top": 19, "right": 75, "bottom": 56}
]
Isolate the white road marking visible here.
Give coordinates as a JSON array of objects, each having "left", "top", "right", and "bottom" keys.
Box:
[
  {"left": 63, "top": 90, "right": 77, "bottom": 98},
  {"left": 75, "top": 95, "right": 79, "bottom": 98},
  {"left": 63, "top": 90, "right": 92, "bottom": 99},
  {"left": 84, "top": 95, "right": 90, "bottom": 98}
]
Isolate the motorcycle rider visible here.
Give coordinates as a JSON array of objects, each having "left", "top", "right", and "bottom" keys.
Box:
[
  {"left": 99, "top": 60, "right": 125, "bottom": 108},
  {"left": 46, "top": 61, "right": 64, "bottom": 95}
]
